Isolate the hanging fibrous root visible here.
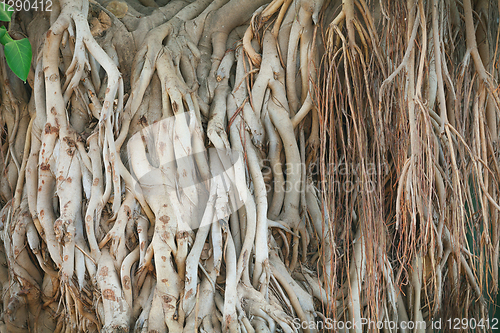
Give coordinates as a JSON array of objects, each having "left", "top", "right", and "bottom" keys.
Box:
[{"left": 322, "top": 0, "right": 500, "bottom": 327}]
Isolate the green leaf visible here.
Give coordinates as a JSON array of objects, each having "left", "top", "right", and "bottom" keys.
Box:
[
  {"left": 0, "top": 3, "right": 13, "bottom": 22},
  {"left": 4, "top": 38, "right": 32, "bottom": 82},
  {"left": 0, "top": 26, "right": 13, "bottom": 45}
]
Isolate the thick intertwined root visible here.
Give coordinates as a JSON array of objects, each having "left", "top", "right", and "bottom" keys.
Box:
[{"left": 0, "top": 0, "right": 332, "bottom": 331}]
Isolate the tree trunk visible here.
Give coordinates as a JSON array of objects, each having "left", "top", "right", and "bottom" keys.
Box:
[{"left": 0, "top": 0, "right": 498, "bottom": 332}]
